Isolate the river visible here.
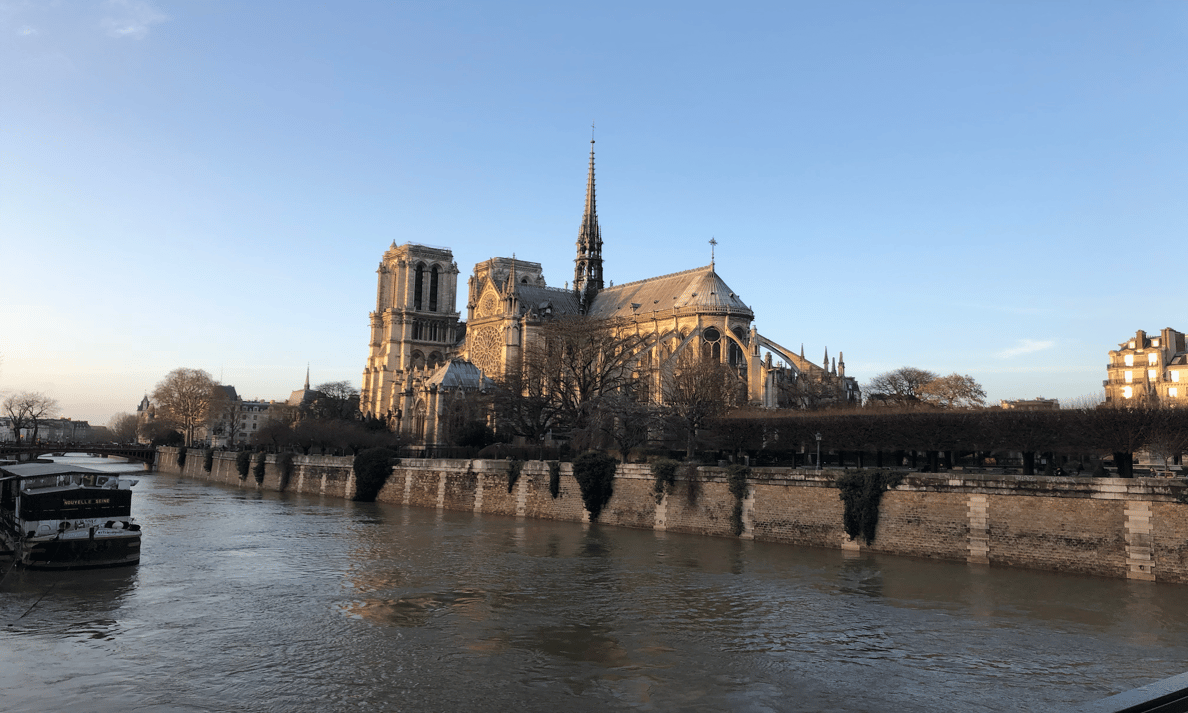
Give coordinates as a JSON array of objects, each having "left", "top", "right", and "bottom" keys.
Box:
[{"left": 2, "top": 455, "right": 1186, "bottom": 712}]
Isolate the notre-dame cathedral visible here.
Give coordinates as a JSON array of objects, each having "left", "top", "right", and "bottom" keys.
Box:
[{"left": 361, "top": 140, "right": 859, "bottom": 445}]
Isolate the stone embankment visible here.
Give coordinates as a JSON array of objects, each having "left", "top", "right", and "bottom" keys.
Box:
[{"left": 156, "top": 448, "right": 1188, "bottom": 584}]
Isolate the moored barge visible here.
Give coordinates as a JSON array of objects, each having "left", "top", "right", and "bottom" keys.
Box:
[{"left": 0, "top": 463, "right": 141, "bottom": 570}]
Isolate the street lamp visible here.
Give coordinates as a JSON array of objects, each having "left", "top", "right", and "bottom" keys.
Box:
[{"left": 815, "top": 432, "right": 822, "bottom": 471}]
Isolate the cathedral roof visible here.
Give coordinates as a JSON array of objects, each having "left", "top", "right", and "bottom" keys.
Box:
[
  {"left": 585, "top": 264, "right": 753, "bottom": 319},
  {"left": 425, "top": 359, "right": 493, "bottom": 390},
  {"left": 513, "top": 284, "right": 582, "bottom": 316}
]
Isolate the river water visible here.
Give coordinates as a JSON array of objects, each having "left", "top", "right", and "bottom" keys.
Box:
[{"left": 2, "top": 456, "right": 1187, "bottom": 712}]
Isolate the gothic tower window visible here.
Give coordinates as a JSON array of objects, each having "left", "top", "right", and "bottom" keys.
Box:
[
  {"left": 414, "top": 262, "right": 426, "bottom": 310},
  {"left": 429, "top": 265, "right": 440, "bottom": 312}
]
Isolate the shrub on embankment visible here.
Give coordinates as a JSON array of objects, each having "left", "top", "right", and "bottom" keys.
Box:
[
  {"left": 236, "top": 450, "right": 252, "bottom": 480},
  {"left": 836, "top": 471, "right": 904, "bottom": 545},
  {"left": 726, "top": 464, "right": 750, "bottom": 535},
  {"left": 353, "top": 448, "right": 399, "bottom": 502},
  {"left": 573, "top": 451, "right": 617, "bottom": 520},
  {"left": 277, "top": 452, "right": 294, "bottom": 490}
]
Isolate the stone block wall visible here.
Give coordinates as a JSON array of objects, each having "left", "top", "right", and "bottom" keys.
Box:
[{"left": 155, "top": 448, "right": 1188, "bottom": 584}]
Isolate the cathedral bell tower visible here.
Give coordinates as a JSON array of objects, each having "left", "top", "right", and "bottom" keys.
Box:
[
  {"left": 360, "top": 243, "right": 461, "bottom": 419},
  {"left": 573, "top": 138, "right": 603, "bottom": 313}
]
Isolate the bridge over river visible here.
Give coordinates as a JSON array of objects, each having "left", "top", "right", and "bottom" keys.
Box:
[{"left": 0, "top": 443, "right": 156, "bottom": 465}]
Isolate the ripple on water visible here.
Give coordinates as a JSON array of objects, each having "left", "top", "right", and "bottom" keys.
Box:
[{"left": 4, "top": 466, "right": 1188, "bottom": 713}]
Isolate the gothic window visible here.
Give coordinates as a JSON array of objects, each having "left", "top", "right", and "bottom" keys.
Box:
[
  {"left": 429, "top": 265, "right": 440, "bottom": 312},
  {"left": 729, "top": 341, "right": 744, "bottom": 367},
  {"left": 413, "top": 400, "right": 427, "bottom": 442},
  {"left": 702, "top": 327, "right": 720, "bottom": 361},
  {"left": 413, "top": 320, "right": 424, "bottom": 340},
  {"left": 429, "top": 352, "right": 443, "bottom": 368},
  {"left": 414, "top": 263, "right": 425, "bottom": 310},
  {"left": 470, "top": 326, "right": 502, "bottom": 375},
  {"left": 411, "top": 351, "right": 425, "bottom": 369},
  {"left": 429, "top": 321, "right": 439, "bottom": 342}
]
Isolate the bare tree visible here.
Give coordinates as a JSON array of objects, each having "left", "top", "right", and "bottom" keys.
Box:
[
  {"left": 577, "top": 393, "right": 663, "bottom": 462},
  {"left": 864, "top": 367, "right": 938, "bottom": 407},
  {"left": 526, "top": 317, "right": 649, "bottom": 423},
  {"left": 207, "top": 386, "right": 243, "bottom": 447},
  {"left": 495, "top": 316, "right": 649, "bottom": 441},
  {"left": 663, "top": 350, "right": 746, "bottom": 458},
  {"left": 311, "top": 381, "right": 361, "bottom": 421},
  {"left": 920, "top": 374, "right": 986, "bottom": 409},
  {"left": 3, "top": 391, "right": 59, "bottom": 445},
  {"left": 151, "top": 368, "right": 221, "bottom": 446},
  {"left": 108, "top": 412, "right": 140, "bottom": 442},
  {"left": 491, "top": 366, "right": 567, "bottom": 443}
]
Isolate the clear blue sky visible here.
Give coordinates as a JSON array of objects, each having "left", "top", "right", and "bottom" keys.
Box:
[{"left": 3, "top": 1, "right": 1187, "bottom": 426}]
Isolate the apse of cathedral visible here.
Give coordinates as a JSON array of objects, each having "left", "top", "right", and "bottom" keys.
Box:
[{"left": 360, "top": 139, "right": 860, "bottom": 445}]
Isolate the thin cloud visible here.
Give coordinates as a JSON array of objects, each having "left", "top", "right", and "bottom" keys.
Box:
[
  {"left": 997, "top": 339, "right": 1055, "bottom": 359},
  {"left": 100, "top": 0, "right": 167, "bottom": 39}
]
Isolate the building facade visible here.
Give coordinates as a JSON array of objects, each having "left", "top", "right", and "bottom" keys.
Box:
[
  {"left": 1105, "top": 328, "right": 1188, "bottom": 405},
  {"left": 361, "top": 140, "right": 859, "bottom": 445}
]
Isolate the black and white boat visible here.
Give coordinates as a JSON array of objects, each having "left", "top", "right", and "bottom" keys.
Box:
[{"left": 0, "top": 462, "right": 141, "bottom": 570}]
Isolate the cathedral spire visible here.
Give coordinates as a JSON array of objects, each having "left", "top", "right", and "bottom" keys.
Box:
[
  {"left": 574, "top": 134, "right": 603, "bottom": 313},
  {"left": 304, "top": 364, "right": 310, "bottom": 390}
]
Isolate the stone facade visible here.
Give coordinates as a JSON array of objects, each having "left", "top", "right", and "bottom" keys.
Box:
[
  {"left": 360, "top": 141, "right": 859, "bottom": 444},
  {"left": 158, "top": 448, "right": 1188, "bottom": 584},
  {"left": 1105, "top": 327, "right": 1188, "bottom": 405}
]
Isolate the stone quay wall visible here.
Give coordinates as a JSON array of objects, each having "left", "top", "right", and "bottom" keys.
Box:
[{"left": 155, "top": 448, "right": 1188, "bottom": 584}]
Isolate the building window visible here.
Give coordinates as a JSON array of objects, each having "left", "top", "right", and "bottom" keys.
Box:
[
  {"left": 1149, "top": 369, "right": 1157, "bottom": 380},
  {"left": 1153, "top": 339, "right": 1160, "bottom": 347},
  {"left": 1149, "top": 353, "right": 1158, "bottom": 365},
  {"left": 414, "top": 263, "right": 425, "bottom": 311},
  {"left": 1174, "top": 371, "right": 1181, "bottom": 383},
  {"left": 1123, "top": 386, "right": 1133, "bottom": 398},
  {"left": 1171, "top": 387, "right": 1179, "bottom": 398},
  {"left": 429, "top": 265, "right": 440, "bottom": 312},
  {"left": 1124, "top": 355, "right": 1134, "bottom": 366},
  {"left": 1130, "top": 341, "right": 1136, "bottom": 349},
  {"left": 1125, "top": 371, "right": 1133, "bottom": 383}
]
